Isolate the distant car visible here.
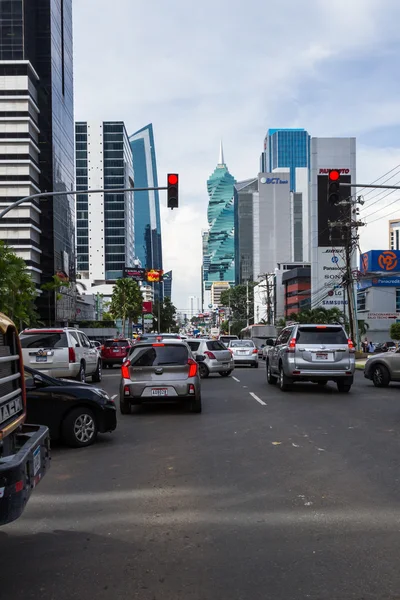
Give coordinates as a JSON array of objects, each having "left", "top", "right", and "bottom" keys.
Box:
[
  {"left": 24, "top": 366, "right": 117, "bottom": 447},
  {"left": 374, "top": 341, "right": 397, "bottom": 353},
  {"left": 101, "top": 339, "right": 132, "bottom": 368},
  {"left": 20, "top": 327, "right": 102, "bottom": 383},
  {"left": 219, "top": 335, "right": 238, "bottom": 347},
  {"left": 228, "top": 340, "right": 259, "bottom": 368},
  {"left": 364, "top": 349, "right": 400, "bottom": 387},
  {"left": 119, "top": 339, "right": 202, "bottom": 413},
  {"left": 186, "top": 339, "right": 234, "bottom": 378}
]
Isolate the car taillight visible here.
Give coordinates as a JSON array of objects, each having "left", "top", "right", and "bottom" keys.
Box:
[
  {"left": 68, "top": 347, "right": 76, "bottom": 363},
  {"left": 188, "top": 358, "right": 198, "bottom": 377},
  {"left": 204, "top": 351, "right": 216, "bottom": 359},
  {"left": 121, "top": 359, "right": 131, "bottom": 379},
  {"left": 348, "top": 339, "right": 355, "bottom": 353},
  {"left": 287, "top": 338, "right": 296, "bottom": 353},
  {"left": 252, "top": 348, "right": 258, "bottom": 354}
]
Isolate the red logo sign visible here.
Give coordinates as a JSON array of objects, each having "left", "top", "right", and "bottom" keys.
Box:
[
  {"left": 146, "top": 269, "right": 164, "bottom": 282},
  {"left": 378, "top": 251, "right": 398, "bottom": 271},
  {"left": 142, "top": 301, "right": 153, "bottom": 314},
  {"left": 319, "top": 168, "right": 350, "bottom": 174}
]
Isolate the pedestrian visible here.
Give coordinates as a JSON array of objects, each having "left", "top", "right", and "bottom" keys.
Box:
[
  {"left": 368, "top": 341, "right": 375, "bottom": 353},
  {"left": 362, "top": 338, "right": 368, "bottom": 353}
]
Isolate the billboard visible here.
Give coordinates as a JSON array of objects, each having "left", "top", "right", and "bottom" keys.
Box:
[
  {"left": 360, "top": 250, "right": 400, "bottom": 273},
  {"left": 315, "top": 248, "right": 347, "bottom": 308},
  {"left": 124, "top": 267, "right": 146, "bottom": 281}
]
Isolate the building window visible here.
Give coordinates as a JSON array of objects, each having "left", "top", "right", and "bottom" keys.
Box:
[
  {"left": 357, "top": 291, "right": 366, "bottom": 311},
  {"left": 396, "top": 289, "right": 400, "bottom": 312}
]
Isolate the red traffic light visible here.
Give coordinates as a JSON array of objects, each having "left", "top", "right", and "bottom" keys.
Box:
[
  {"left": 168, "top": 174, "right": 178, "bottom": 185},
  {"left": 328, "top": 170, "right": 340, "bottom": 181}
]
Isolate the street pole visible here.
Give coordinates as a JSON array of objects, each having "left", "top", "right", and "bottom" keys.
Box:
[{"left": 246, "top": 280, "right": 249, "bottom": 328}]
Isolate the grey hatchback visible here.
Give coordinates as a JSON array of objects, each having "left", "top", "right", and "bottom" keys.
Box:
[{"left": 119, "top": 340, "right": 202, "bottom": 413}]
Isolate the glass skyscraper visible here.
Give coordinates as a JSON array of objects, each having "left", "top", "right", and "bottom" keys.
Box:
[
  {"left": 203, "top": 144, "right": 236, "bottom": 291},
  {"left": 129, "top": 124, "right": 162, "bottom": 273},
  {"left": 260, "top": 128, "right": 310, "bottom": 191},
  {"left": 234, "top": 178, "right": 258, "bottom": 284}
]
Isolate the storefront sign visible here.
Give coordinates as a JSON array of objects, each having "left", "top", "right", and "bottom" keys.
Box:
[
  {"left": 360, "top": 250, "right": 400, "bottom": 273},
  {"left": 319, "top": 168, "right": 350, "bottom": 174},
  {"left": 368, "top": 313, "right": 399, "bottom": 319}
]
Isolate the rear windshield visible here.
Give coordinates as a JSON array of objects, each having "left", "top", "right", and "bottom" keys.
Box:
[
  {"left": 130, "top": 344, "right": 189, "bottom": 366},
  {"left": 187, "top": 341, "right": 200, "bottom": 351},
  {"left": 20, "top": 332, "right": 68, "bottom": 349},
  {"left": 220, "top": 336, "right": 237, "bottom": 343},
  {"left": 230, "top": 341, "right": 254, "bottom": 348},
  {"left": 105, "top": 340, "right": 129, "bottom": 347},
  {"left": 296, "top": 327, "right": 347, "bottom": 344},
  {"left": 206, "top": 341, "right": 227, "bottom": 351}
]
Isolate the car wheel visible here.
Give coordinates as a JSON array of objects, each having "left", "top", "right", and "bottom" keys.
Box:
[
  {"left": 267, "top": 363, "right": 277, "bottom": 385},
  {"left": 337, "top": 381, "right": 352, "bottom": 393},
  {"left": 120, "top": 398, "right": 131, "bottom": 414},
  {"left": 62, "top": 407, "right": 97, "bottom": 448},
  {"left": 278, "top": 365, "right": 291, "bottom": 391},
  {"left": 189, "top": 394, "right": 202, "bottom": 413},
  {"left": 198, "top": 363, "right": 209, "bottom": 379},
  {"left": 76, "top": 363, "right": 86, "bottom": 383},
  {"left": 219, "top": 371, "right": 231, "bottom": 377},
  {"left": 91, "top": 360, "right": 102, "bottom": 383},
  {"left": 317, "top": 381, "right": 328, "bottom": 386},
  {"left": 371, "top": 364, "right": 390, "bottom": 388}
]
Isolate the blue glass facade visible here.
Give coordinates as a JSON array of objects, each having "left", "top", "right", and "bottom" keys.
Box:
[
  {"left": 163, "top": 270, "right": 172, "bottom": 299},
  {"left": 129, "top": 124, "right": 163, "bottom": 273},
  {"left": 261, "top": 128, "right": 310, "bottom": 191}
]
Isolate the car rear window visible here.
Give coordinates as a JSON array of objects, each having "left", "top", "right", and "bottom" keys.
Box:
[
  {"left": 296, "top": 327, "right": 348, "bottom": 344},
  {"left": 230, "top": 341, "right": 254, "bottom": 348},
  {"left": 20, "top": 332, "right": 68, "bottom": 349},
  {"left": 104, "top": 340, "right": 129, "bottom": 347},
  {"left": 130, "top": 344, "right": 189, "bottom": 366},
  {"left": 187, "top": 341, "right": 200, "bottom": 351},
  {"left": 220, "top": 336, "right": 237, "bottom": 344},
  {"left": 206, "top": 341, "right": 227, "bottom": 351}
]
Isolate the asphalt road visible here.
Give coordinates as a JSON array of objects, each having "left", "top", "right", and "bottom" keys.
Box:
[{"left": 2, "top": 362, "right": 400, "bottom": 599}]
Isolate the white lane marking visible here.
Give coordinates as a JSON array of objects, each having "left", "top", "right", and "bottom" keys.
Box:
[
  {"left": 249, "top": 392, "right": 266, "bottom": 406},
  {"left": 111, "top": 394, "right": 117, "bottom": 400},
  {"left": 232, "top": 376, "right": 240, "bottom": 382}
]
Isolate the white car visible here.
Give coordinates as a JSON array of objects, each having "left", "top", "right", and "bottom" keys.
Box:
[{"left": 20, "top": 327, "right": 102, "bottom": 383}]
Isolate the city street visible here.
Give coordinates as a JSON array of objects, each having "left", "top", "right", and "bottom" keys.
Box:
[{"left": 2, "top": 362, "right": 400, "bottom": 599}]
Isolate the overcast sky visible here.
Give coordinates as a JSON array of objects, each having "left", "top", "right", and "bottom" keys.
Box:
[{"left": 73, "top": 0, "right": 400, "bottom": 312}]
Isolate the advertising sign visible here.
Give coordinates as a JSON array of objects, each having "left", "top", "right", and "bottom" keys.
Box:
[
  {"left": 368, "top": 313, "right": 399, "bottom": 320},
  {"left": 360, "top": 250, "right": 400, "bottom": 273},
  {"left": 315, "top": 248, "right": 347, "bottom": 308},
  {"left": 146, "top": 269, "right": 164, "bottom": 283},
  {"left": 124, "top": 267, "right": 146, "bottom": 281},
  {"left": 359, "top": 276, "right": 400, "bottom": 288},
  {"left": 142, "top": 301, "right": 153, "bottom": 314}
]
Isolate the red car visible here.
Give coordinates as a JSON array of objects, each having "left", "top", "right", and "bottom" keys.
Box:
[{"left": 101, "top": 339, "right": 132, "bottom": 368}]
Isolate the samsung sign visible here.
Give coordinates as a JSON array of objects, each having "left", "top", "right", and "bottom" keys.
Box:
[{"left": 260, "top": 177, "right": 288, "bottom": 184}]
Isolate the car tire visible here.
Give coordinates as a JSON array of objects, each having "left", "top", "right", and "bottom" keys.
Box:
[
  {"left": 120, "top": 398, "right": 131, "bottom": 414},
  {"left": 91, "top": 360, "right": 102, "bottom": 383},
  {"left": 219, "top": 371, "right": 231, "bottom": 377},
  {"left": 62, "top": 407, "right": 97, "bottom": 448},
  {"left": 267, "top": 363, "right": 277, "bottom": 385},
  {"left": 189, "top": 394, "right": 202, "bottom": 413},
  {"left": 371, "top": 364, "right": 390, "bottom": 388},
  {"left": 337, "top": 381, "right": 352, "bottom": 393},
  {"left": 198, "top": 363, "right": 209, "bottom": 379},
  {"left": 278, "top": 365, "right": 291, "bottom": 391},
  {"left": 76, "top": 363, "right": 86, "bottom": 383},
  {"left": 253, "top": 362, "right": 259, "bottom": 369}
]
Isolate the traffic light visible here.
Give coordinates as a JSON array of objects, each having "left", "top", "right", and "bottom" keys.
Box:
[
  {"left": 167, "top": 173, "right": 179, "bottom": 209},
  {"left": 327, "top": 169, "right": 341, "bottom": 205}
]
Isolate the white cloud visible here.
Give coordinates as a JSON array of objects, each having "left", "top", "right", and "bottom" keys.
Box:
[{"left": 73, "top": 0, "right": 400, "bottom": 306}]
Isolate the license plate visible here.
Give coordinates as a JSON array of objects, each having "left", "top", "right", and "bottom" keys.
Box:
[
  {"left": 33, "top": 446, "right": 41, "bottom": 476},
  {"left": 315, "top": 353, "right": 328, "bottom": 360},
  {"left": 151, "top": 388, "right": 168, "bottom": 397},
  {"left": 113, "top": 349, "right": 120, "bottom": 353},
  {"left": 239, "top": 351, "right": 247, "bottom": 354},
  {"left": 36, "top": 355, "right": 47, "bottom": 362}
]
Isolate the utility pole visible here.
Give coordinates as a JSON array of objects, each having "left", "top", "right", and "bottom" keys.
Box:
[{"left": 246, "top": 280, "right": 250, "bottom": 328}]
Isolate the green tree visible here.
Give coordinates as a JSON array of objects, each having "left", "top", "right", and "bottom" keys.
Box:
[
  {"left": 358, "top": 319, "right": 369, "bottom": 338},
  {"left": 0, "top": 242, "right": 38, "bottom": 328},
  {"left": 287, "top": 307, "right": 347, "bottom": 326},
  {"left": 153, "top": 296, "right": 177, "bottom": 332},
  {"left": 390, "top": 323, "right": 400, "bottom": 343},
  {"left": 110, "top": 278, "right": 143, "bottom": 336},
  {"left": 220, "top": 283, "right": 257, "bottom": 334},
  {"left": 41, "top": 274, "right": 70, "bottom": 326}
]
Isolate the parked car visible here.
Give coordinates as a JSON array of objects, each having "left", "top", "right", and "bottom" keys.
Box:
[
  {"left": 374, "top": 341, "right": 397, "bottom": 353},
  {"left": 24, "top": 366, "right": 117, "bottom": 447},
  {"left": 228, "top": 340, "right": 259, "bottom": 368},
  {"left": 364, "top": 349, "right": 400, "bottom": 387},
  {"left": 101, "top": 339, "right": 132, "bottom": 368},
  {"left": 119, "top": 339, "right": 202, "bottom": 413},
  {"left": 219, "top": 335, "right": 239, "bottom": 347},
  {"left": 186, "top": 339, "right": 234, "bottom": 377},
  {"left": 20, "top": 327, "right": 102, "bottom": 383},
  {"left": 266, "top": 324, "right": 355, "bottom": 393}
]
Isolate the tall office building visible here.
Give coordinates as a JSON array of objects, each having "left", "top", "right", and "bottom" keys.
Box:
[
  {"left": 163, "top": 270, "right": 172, "bottom": 299},
  {"left": 389, "top": 219, "right": 400, "bottom": 250},
  {"left": 260, "top": 128, "right": 310, "bottom": 261},
  {"left": 75, "top": 121, "right": 134, "bottom": 284},
  {"left": 203, "top": 143, "right": 236, "bottom": 296},
  {"left": 129, "top": 124, "right": 162, "bottom": 273},
  {"left": 0, "top": 0, "right": 75, "bottom": 324},
  {"left": 234, "top": 178, "right": 258, "bottom": 284}
]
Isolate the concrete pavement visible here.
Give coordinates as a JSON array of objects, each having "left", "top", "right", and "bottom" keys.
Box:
[{"left": 2, "top": 362, "right": 400, "bottom": 599}]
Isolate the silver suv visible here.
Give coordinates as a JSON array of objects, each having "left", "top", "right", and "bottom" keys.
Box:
[
  {"left": 266, "top": 324, "right": 355, "bottom": 393},
  {"left": 186, "top": 339, "right": 234, "bottom": 378},
  {"left": 20, "top": 328, "right": 101, "bottom": 383}
]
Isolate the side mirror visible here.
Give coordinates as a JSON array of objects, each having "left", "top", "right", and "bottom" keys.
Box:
[
  {"left": 196, "top": 355, "right": 206, "bottom": 362},
  {"left": 33, "top": 376, "right": 47, "bottom": 388},
  {"left": 266, "top": 339, "right": 275, "bottom": 347}
]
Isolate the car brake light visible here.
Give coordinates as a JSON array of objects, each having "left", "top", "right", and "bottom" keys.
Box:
[
  {"left": 252, "top": 348, "right": 258, "bottom": 354},
  {"left": 348, "top": 339, "right": 355, "bottom": 353},
  {"left": 188, "top": 358, "right": 198, "bottom": 377},
  {"left": 121, "top": 359, "right": 131, "bottom": 379},
  {"left": 287, "top": 338, "right": 296, "bottom": 353},
  {"left": 204, "top": 351, "right": 216, "bottom": 359},
  {"left": 152, "top": 343, "right": 165, "bottom": 347},
  {"left": 68, "top": 347, "right": 76, "bottom": 363}
]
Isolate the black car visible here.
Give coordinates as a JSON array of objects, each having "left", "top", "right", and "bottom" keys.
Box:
[{"left": 24, "top": 366, "right": 117, "bottom": 448}]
